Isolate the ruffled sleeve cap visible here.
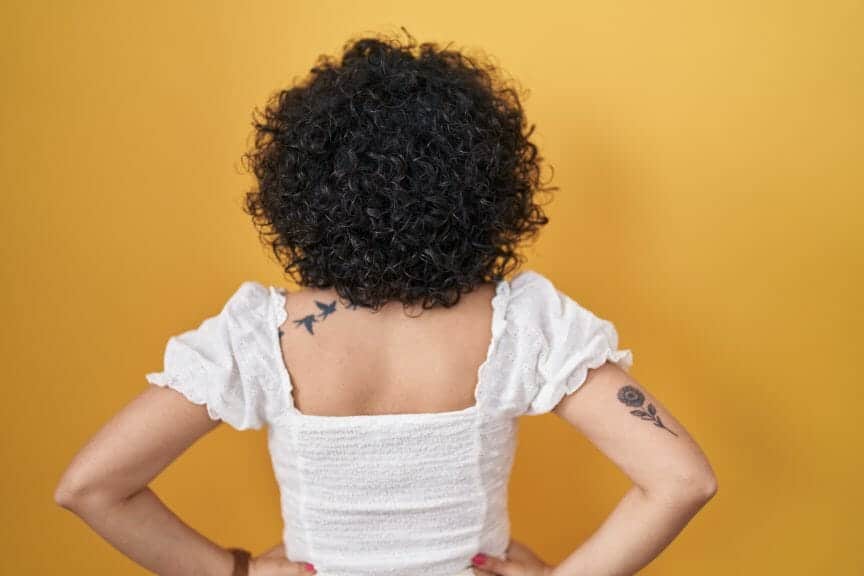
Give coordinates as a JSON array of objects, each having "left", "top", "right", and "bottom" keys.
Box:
[
  {"left": 497, "top": 270, "right": 634, "bottom": 416},
  {"left": 144, "top": 281, "right": 288, "bottom": 430}
]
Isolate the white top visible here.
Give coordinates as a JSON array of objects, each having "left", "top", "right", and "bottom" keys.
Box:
[{"left": 145, "top": 269, "right": 634, "bottom": 576}]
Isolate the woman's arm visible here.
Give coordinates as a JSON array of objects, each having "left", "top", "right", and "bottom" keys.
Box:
[
  {"left": 548, "top": 361, "right": 717, "bottom": 576},
  {"left": 54, "top": 385, "right": 238, "bottom": 576}
]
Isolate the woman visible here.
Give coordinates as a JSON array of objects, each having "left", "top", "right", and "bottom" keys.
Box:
[{"left": 55, "top": 29, "right": 716, "bottom": 576}]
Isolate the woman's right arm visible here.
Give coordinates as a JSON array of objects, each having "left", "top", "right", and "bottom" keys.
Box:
[
  {"left": 54, "top": 384, "right": 314, "bottom": 576},
  {"left": 546, "top": 360, "right": 717, "bottom": 576}
]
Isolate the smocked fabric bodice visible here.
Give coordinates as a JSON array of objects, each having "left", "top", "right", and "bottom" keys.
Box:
[{"left": 145, "top": 269, "right": 634, "bottom": 576}]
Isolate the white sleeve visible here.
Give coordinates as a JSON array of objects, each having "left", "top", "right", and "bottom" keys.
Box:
[
  {"left": 517, "top": 272, "right": 634, "bottom": 416},
  {"left": 144, "top": 283, "right": 269, "bottom": 431}
]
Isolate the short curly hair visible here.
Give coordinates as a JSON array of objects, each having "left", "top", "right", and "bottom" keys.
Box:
[{"left": 241, "top": 27, "right": 555, "bottom": 310}]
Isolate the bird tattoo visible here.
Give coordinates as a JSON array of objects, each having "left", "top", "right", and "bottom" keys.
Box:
[
  {"left": 294, "top": 314, "right": 319, "bottom": 335},
  {"left": 315, "top": 299, "right": 337, "bottom": 319},
  {"left": 282, "top": 297, "right": 352, "bottom": 336}
]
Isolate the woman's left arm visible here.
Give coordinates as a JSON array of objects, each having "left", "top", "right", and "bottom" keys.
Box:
[{"left": 54, "top": 385, "right": 235, "bottom": 576}]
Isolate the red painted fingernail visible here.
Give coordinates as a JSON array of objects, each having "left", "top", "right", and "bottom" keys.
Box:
[
  {"left": 305, "top": 563, "right": 316, "bottom": 572},
  {"left": 472, "top": 554, "right": 487, "bottom": 565}
]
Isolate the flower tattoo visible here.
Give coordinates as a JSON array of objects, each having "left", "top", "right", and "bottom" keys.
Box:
[
  {"left": 617, "top": 385, "right": 645, "bottom": 407},
  {"left": 616, "top": 385, "right": 678, "bottom": 437}
]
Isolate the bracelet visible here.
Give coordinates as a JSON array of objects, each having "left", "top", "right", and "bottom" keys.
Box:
[{"left": 228, "top": 547, "right": 252, "bottom": 576}]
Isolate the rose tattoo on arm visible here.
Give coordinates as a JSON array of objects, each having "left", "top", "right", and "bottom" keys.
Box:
[{"left": 616, "top": 385, "right": 678, "bottom": 437}]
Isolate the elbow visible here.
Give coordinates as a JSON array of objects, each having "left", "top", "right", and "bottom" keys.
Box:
[
  {"left": 54, "top": 475, "right": 92, "bottom": 510},
  {"left": 54, "top": 469, "right": 106, "bottom": 512},
  {"left": 688, "top": 468, "right": 718, "bottom": 503},
  {"left": 54, "top": 480, "right": 83, "bottom": 510},
  {"left": 649, "top": 466, "right": 718, "bottom": 507}
]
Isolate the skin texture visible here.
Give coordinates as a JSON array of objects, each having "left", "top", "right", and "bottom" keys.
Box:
[
  {"left": 544, "top": 363, "right": 717, "bottom": 576},
  {"left": 275, "top": 282, "right": 500, "bottom": 417}
]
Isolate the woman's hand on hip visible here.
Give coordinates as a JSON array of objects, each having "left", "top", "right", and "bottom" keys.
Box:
[
  {"left": 471, "top": 538, "right": 554, "bottom": 576},
  {"left": 252, "top": 537, "right": 553, "bottom": 576},
  {"left": 250, "top": 544, "right": 316, "bottom": 575}
]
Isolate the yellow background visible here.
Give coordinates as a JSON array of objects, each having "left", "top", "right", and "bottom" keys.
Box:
[{"left": 2, "top": 0, "right": 861, "bottom": 573}]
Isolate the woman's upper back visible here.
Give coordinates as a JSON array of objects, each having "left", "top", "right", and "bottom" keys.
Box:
[
  {"left": 276, "top": 279, "right": 498, "bottom": 418},
  {"left": 144, "top": 268, "right": 634, "bottom": 576}
]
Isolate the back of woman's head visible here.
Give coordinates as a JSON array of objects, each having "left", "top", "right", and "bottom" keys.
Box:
[{"left": 242, "top": 27, "right": 556, "bottom": 310}]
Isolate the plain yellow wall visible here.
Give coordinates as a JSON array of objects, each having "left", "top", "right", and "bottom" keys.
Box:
[{"left": 2, "top": 0, "right": 861, "bottom": 573}]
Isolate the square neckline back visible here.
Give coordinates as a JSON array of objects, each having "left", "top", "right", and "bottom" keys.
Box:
[{"left": 267, "top": 276, "right": 512, "bottom": 423}]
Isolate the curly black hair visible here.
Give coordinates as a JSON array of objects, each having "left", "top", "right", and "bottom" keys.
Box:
[{"left": 241, "top": 27, "right": 555, "bottom": 310}]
